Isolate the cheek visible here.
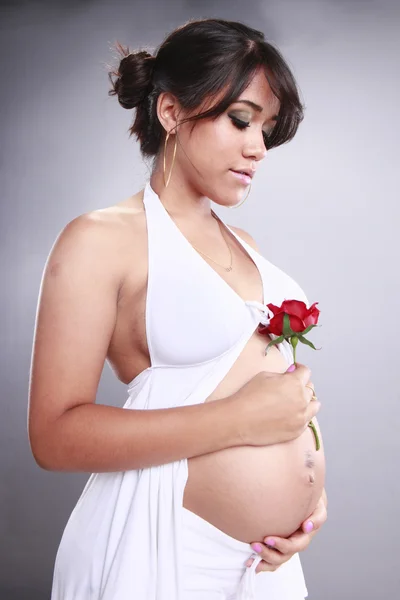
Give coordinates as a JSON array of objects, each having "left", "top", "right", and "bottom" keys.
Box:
[
  {"left": 213, "top": 119, "right": 238, "bottom": 151},
  {"left": 198, "top": 121, "right": 236, "bottom": 165},
  {"left": 180, "top": 118, "right": 237, "bottom": 176}
]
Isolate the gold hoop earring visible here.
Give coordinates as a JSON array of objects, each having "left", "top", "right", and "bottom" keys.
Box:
[
  {"left": 163, "top": 130, "right": 177, "bottom": 188},
  {"left": 228, "top": 182, "right": 252, "bottom": 209}
]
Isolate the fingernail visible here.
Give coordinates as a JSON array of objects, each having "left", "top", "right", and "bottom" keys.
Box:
[
  {"left": 264, "top": 538, "right": 275, "bottom": 547},
  {"left": 287, "top": 363, "right": 296, "bottom": 372},
  {"left": 251, "top": 543, "right": 262, "bottom": 553},
  {"left": 305, "top": 521, "right": 314, "bottom": 533}
]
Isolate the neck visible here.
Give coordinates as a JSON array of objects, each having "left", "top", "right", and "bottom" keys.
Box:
[{"left": 149, "top": 168, "right": 214, "bottom": 225}]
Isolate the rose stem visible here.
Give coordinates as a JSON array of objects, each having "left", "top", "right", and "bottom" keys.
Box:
[
  {"left": 291, "top": 335, "right": 298, "bottom": 366},
  {"left": 308, "top": 421, "right": 320, "bottom": 451}
]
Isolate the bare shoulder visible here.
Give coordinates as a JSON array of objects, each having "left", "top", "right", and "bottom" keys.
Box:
[
  {"left": 28, "top": 190, "right": 147, "bottom": 458},
  {"left": 48, "top": 190, "right": 146, "bottom": 285},
  {"left": 227, "top": 225, "right": 260, "bottom": 253}
]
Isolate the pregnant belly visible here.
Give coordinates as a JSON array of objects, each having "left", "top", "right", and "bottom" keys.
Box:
[{"left": 183, "top": 331, "right": 326, "bottom": 543}]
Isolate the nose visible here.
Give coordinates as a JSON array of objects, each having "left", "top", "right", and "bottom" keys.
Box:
[{"left": 243, "top": 133, "right": 268, "bottom": 162}]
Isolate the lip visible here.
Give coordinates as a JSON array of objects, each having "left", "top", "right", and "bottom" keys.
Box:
[
  {"left": 231, "top": 167, "right": 255, "bottom": 179},
  {"left": 230, "top": 169, "right": 252, "bottom": 185}
]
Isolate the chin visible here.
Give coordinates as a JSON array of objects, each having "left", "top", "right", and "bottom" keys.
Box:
[{"left": 207, "top": 185, "right": 242, "bottom": 208}]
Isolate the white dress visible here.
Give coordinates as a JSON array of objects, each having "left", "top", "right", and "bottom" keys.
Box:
[{"left": 51, "top": 181, "right": 309, "bottom": 599}]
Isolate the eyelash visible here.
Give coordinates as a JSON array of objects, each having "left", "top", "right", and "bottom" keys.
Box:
[{"left": 229, "top": 115, "right": 271, "bottom": 148}]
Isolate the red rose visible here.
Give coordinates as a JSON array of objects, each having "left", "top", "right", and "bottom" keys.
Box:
[
  {"left": 258, "top": 298, "right": 321, "bottom": 362},
  {"left": 257, "top": 298, "right": 322, "bottom": 452},
  {"left": 259, "top": 300, "right": 320, "bottom": 336}
]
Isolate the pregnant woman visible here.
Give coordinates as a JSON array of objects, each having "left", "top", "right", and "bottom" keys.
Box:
[{"left": 28, "top": 18, "right": 327, "bottom": 600}]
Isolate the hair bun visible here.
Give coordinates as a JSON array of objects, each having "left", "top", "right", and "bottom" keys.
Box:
[{"left": 109, "top": 49, "right": 155, "bottom": 110}]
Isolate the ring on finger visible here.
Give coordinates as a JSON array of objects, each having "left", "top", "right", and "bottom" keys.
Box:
[{"left": 305, "top": 384, "right": 318, "bottom": 401}]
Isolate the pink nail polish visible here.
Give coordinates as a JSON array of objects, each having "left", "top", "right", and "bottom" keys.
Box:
[
  {"left": 265, "top": 538, "right": 275, "bottom": 547},
  {"left": 251, "top": 543, "right": 262, "bottom": 553},
  {"left": 305, "top": 521, "right": 314, "bottom": 533}
]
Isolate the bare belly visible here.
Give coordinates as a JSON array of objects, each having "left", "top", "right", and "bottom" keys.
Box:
[{"left": 183, "top": 330, "right": 326, "bottom": 543}]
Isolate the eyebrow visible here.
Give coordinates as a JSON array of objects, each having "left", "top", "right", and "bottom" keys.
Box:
[{"left": 235, "top": 99, "right": 279, "bottom": 121}]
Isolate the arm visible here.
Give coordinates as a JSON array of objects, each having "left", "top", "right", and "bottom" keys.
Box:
[
  {"left": 28, "top": 214, "right": 241, "bottom": 473},
  {"left": 232, "top": 227, "right": 329, "bottom": 570}
]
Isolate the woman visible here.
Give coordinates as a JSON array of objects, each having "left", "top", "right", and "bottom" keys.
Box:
[{"left": 28, "top": 17, "right": 327, "bottom": 600}]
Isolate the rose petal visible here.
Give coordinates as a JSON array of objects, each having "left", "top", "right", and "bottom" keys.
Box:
[
  {"left": 266, "top": 303, "right": 282, "bottom": 316},
  {"left": 265, "top": 300, "right": 320, "bottom": 335},
  {"left": 303, "top": 303, "right": 320, "bottom": 326},
  {"left": 288, "top": 314, "right": 306, "bottom": 333},
  {"left": 268, "top": 313, "right": 285, "bottom": 335},
  {"left": 258, "top": 324, "right": 270, "bottom": 335},
  {"left": 280, "top": 300, "right": 308, "bottom": 320},
  {"left": 267, "top": 313, "right": 304, "bottom": 335}
]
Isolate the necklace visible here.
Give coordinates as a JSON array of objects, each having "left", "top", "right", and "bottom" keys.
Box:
[
  {"left": 190, "top": 214, "right": 233, "bottom": 272},
  {"left": 164, "top": 206, "right": 233, "bottom": 272}
]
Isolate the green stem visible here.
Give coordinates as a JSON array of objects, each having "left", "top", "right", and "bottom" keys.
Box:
[
  {"left": 308, "top": 421, "right": 320, "bottom": 451},
  {"left": 289, "top": 335, "right": 319, "bottom": 450},
  {"left": 291, "top": 336, "right": 297, "bottom": 365}
]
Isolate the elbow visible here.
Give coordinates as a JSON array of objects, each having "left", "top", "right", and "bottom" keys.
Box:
[
  {"left": 32, "top": 452, "right": 54, "bottom": 471},
  {"left": 28, "top": 429, "right": 60, "bottom": 471},
  {"left": 29, "top": 441, "right": 55, "bottom": 471},
  {"left": 33, "top": 454, "right": 56, "bottom": 471}
]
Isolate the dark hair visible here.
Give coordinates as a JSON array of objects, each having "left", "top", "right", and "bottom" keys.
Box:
[{"left": 108, "top": 18, "right": 304, "bottom": 160}]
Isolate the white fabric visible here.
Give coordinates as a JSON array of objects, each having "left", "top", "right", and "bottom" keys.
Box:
[
  {"left": 51, "top": 181, "right": 309, "bottom": 599},
  {"left": 181, "top": 506, "right": 307, "bottom": 600}
]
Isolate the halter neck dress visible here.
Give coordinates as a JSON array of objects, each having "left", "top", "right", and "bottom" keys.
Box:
[{"left": 51, "top": 181, "right": 309, "bottom": 600}]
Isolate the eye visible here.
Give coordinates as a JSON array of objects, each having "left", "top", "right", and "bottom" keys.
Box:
[
  {"left": 229, "top": 115, "right": 249, "bottom": 130},
  {"left": 229, "top": 115, "right": 271, "bottom": 149}
]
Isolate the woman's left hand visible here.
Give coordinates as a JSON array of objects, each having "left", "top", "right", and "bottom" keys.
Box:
[{"left": 246, "top": 488, "right": 328, "bottom": 573}]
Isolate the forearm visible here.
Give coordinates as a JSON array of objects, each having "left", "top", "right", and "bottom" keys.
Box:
[{"left": 32, "top": 396, "right": 241, "bottom": 473}]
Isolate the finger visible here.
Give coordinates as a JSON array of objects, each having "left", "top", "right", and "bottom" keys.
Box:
[
  {"left": 250, "top": 544, "right": 286, "bottom": 567},
  {"left": 287, "top": 362, "right": 311, "bottom": 384},
  {"left": 255, "top": 560, "right": 280, "bottom": 573},
  {"left": 245, "top": 557, "right": 280, "bottom": 573},
  {"left": 302, "top": 519, "right": 316, "bottom": 534},
  {"left": 263, "top": 531, "right": 309, "bottom": 556},
  {"left": 305, "top": 380, "right": 315, "bottom": 402},
  {"left": 305, "top": 400, "right": 321, "bottom": 422},
  {"left": 303, "top": 382, "right": 317, "bottom": 409},
  {"left": 301, "top": 499, "right": 328, "bottom": 533}
]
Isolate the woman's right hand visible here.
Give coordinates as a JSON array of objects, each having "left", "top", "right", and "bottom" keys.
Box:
[{"left": 230, "top": 363, "right": 321, "bottom": 446}]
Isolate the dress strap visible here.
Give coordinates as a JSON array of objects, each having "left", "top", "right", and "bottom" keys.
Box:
[
  {"left": 236, "top": 554, "right": 263, "bottom": 599},
  {"left": 245, "top": 300, "right": 272, "bottom": 326}
]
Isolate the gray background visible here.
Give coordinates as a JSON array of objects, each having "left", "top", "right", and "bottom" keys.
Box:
[{"left": 1, "top": 0, "right": 399, "bottom": 598}]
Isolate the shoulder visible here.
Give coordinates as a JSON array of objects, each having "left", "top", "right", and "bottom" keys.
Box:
[
  {"left": 46, "top": 198, "right": 145, "bottom": 290},
  {"left": 51, "top": 210, "right": 122, "bottom": 260},
  {"left": 227, "top": 225, "right": 260, "bottom": 252},
  {"left": 53, "top": 190, "right": 146, "bottom": 254}
]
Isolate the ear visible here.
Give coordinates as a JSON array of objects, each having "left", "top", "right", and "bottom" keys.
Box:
[{"left": 156, "top": 91, "right": 183, "bottom": 136}]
